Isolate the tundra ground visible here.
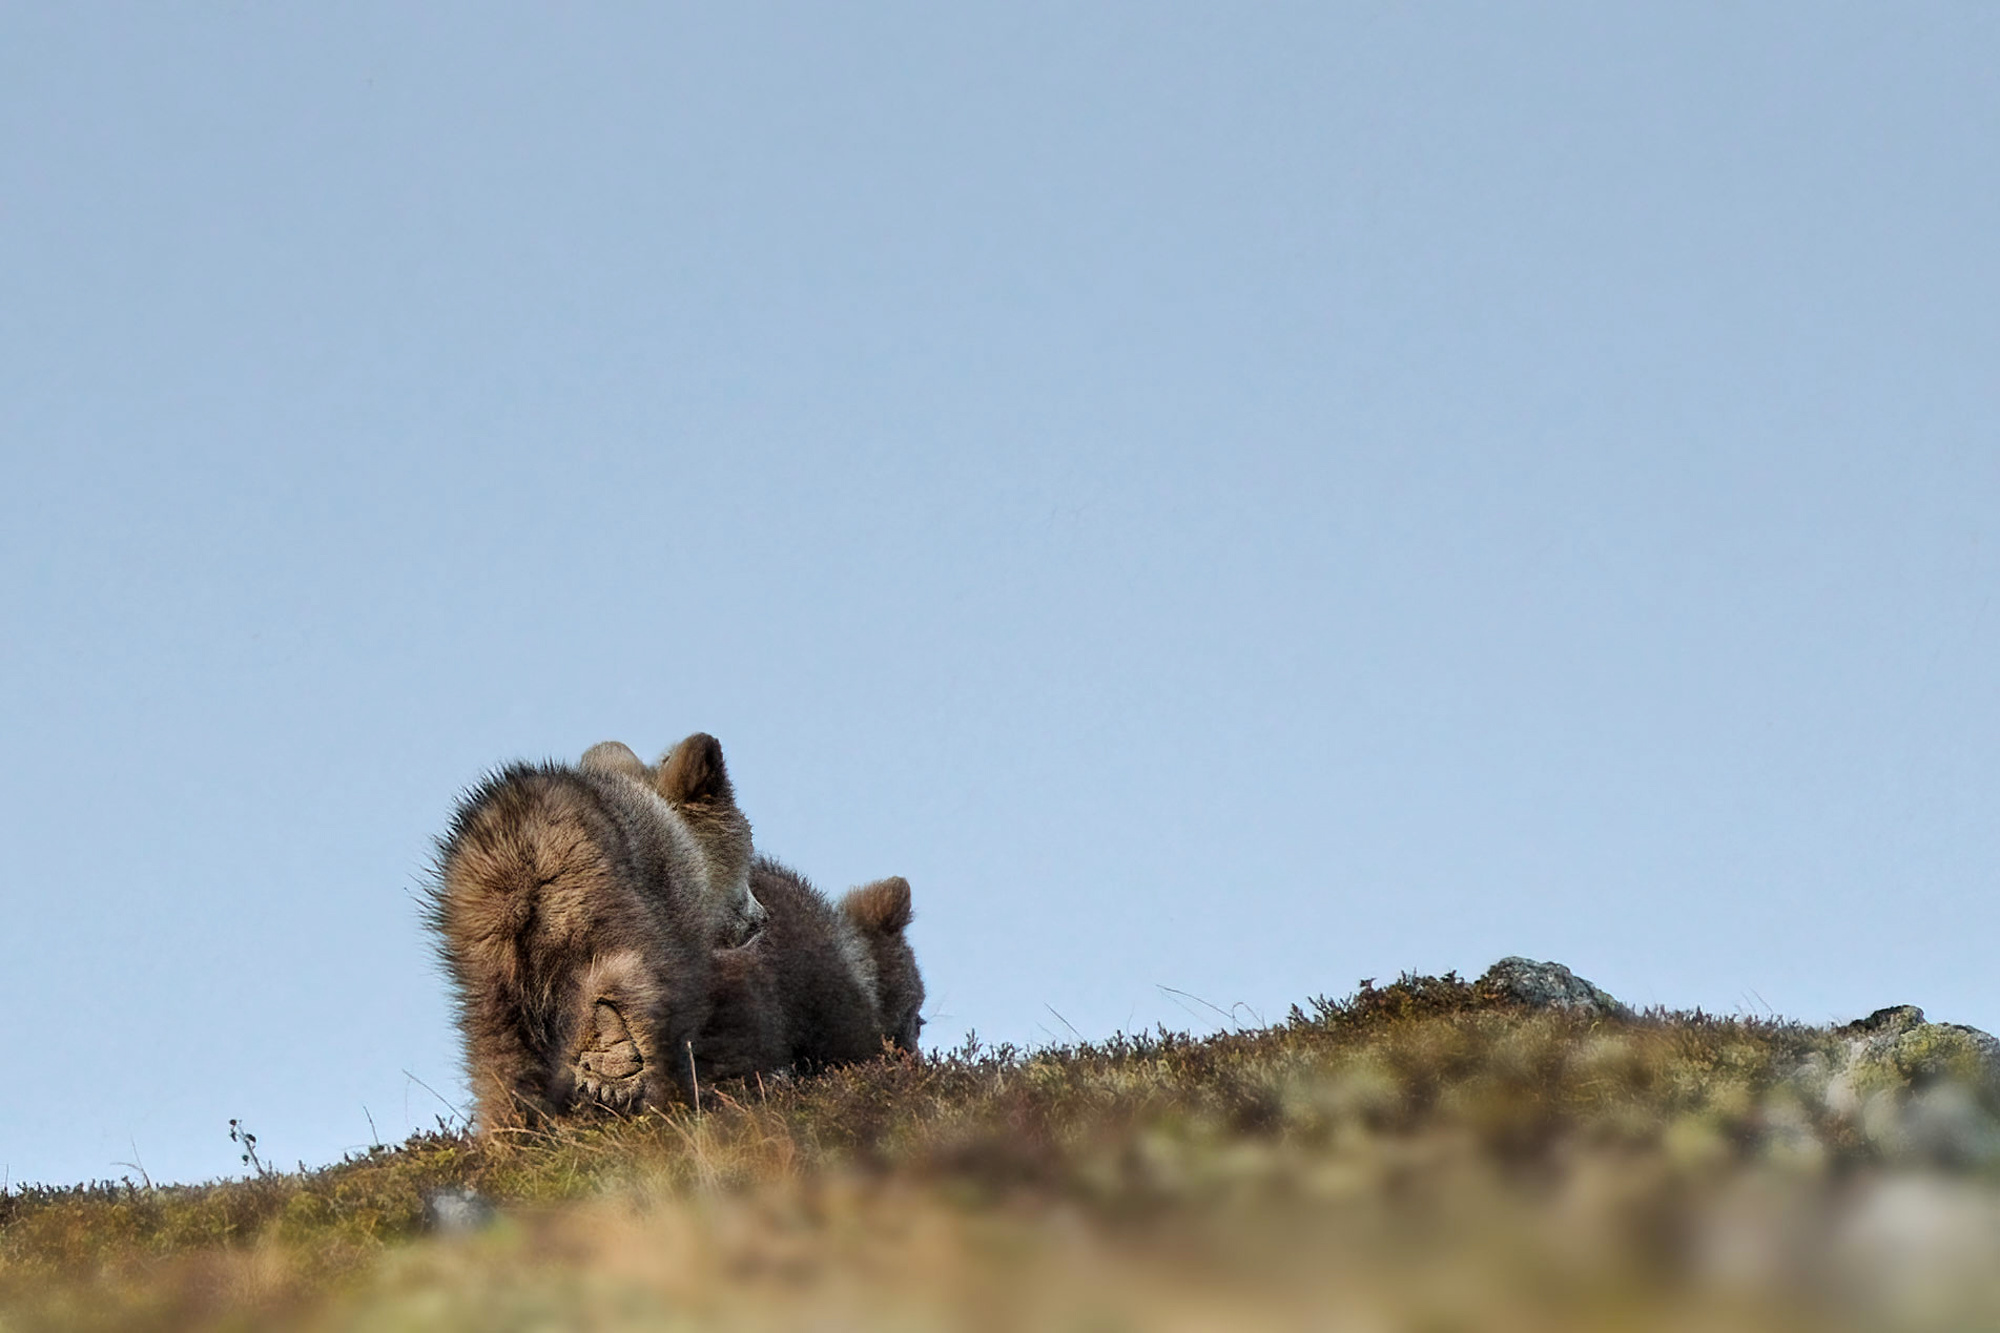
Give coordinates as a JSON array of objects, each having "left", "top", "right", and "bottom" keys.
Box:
[{"left": 6, "top": 974, "right": 1998, "bottom": 1332}]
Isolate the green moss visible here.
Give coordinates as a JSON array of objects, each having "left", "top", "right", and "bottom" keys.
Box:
[{"left": 1890, "top": 1025, "right": 1997, "bottom": 1087}]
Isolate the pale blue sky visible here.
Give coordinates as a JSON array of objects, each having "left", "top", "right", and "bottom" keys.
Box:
[{"left": 3, "top": 5, "right": 1995, "bottom": 1187}]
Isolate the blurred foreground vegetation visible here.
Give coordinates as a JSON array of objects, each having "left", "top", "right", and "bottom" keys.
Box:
[{"left": 6, "top": 972, "right": 2000, "bottom": 1331}]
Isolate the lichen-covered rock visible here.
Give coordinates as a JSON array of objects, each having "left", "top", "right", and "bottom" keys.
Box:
[
  {"left": 1830, "top": 1007, "right": 2000, "bottom": 1100},
  {"left": 1807, "top": 1005, "right": 2000, "bottom": 1168},
  {"left": 1477, "top": 957, "right": 1631, "bottom": 1019}
]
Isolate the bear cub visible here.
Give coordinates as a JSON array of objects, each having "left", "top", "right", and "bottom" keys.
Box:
[{"left": 689, "top": 857, "right": 926, "bottom": 1089}]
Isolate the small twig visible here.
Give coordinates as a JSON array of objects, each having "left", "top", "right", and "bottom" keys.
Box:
[
  {"left": 754, "top": 1070, "right": 767, "bottom": 1103},
  {"left": 111, "top": 1138, "right": 153, "bottom": 1191},
  {"left": 686, "top": 1040, "right": 701, "bottom": 1115},
  {"left": 1230, "top": 1001, "right": 1267, "bottom": 1030},
  {"left": 403, "top": 1070, "right": 464, "bottom": 1126},
  {"left": 487, "top": 1124, "right": 547, "bottom": 1145},
  {"left": 363, "top": 1105, "right": 383, "bottom": 1150},
  {"left": 1045, "top": 1005, "right": 1084, "bottom": 1042},
  {"left": 228, "top": 1119, "right": 268, "bottom": 1176},
  {"left": 1157, "top": 984, "right": 1242, "bottom": 1031}
]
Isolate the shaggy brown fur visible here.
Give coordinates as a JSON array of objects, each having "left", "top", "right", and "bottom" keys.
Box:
[
  {"left": 689, "top": 858, "right": 926, "bottom": 1088},
  {"left": 428, "top": 734, "right": 756, "bottom": 1134}
]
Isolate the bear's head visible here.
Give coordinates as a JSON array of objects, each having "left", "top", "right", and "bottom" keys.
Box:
[
  {"left": 840, "top": 875, "right": 925, "bottom": 1053},
  {"left": 581, "top": 733, "right": 765, "bottom": 945}
]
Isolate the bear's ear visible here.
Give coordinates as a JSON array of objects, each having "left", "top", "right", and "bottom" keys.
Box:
[
  {"left": 580, "top": 741, "right": 649, "bottom": 782},
  {"left": 656, "top": 732, "right": 736, "bottom": 807},
  {"left": 841, "top": 876, "right": 913, "bottom": 935}
]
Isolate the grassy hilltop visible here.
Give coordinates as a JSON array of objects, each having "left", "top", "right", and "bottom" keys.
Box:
[{"left": 6, "top": 969, "right": 2000, "bottom": 1332}]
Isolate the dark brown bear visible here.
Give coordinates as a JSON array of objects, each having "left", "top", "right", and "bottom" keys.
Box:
[
  {"left": 428, "top": 733, "right": 753, "bottom": 1134},
  {"left": 689, "top": 858, "right": 926, "bottom": 1088}
]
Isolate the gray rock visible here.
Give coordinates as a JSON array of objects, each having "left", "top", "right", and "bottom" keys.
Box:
[
  {"left": 1941, "top": 1023, "right": 2000, "bottom": 1073},
  {"left": 1479, "top": 957, "right": 1630, "bottom": 1019},
  {"left": 1809, "top": 1007, "right": 2000, "bottom": 1168},
  {"left": 1835, "top": 1009, "right": 2000, "bottom": 1096},
  {"left": 422, "top": 1185, "right": 497, "bottom": 1234}
]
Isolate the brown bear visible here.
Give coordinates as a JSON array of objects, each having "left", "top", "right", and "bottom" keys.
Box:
[
  {"left": 428, "top": 733, "right": 755, "bottom": 1134},
  {"left": 684, "top": 858, "right": 926, "bottom": 1090}
]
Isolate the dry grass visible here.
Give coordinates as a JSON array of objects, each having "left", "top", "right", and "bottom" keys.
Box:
[{"left": 6, "top": 974, "right": 1999, "bottom": 1331}]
